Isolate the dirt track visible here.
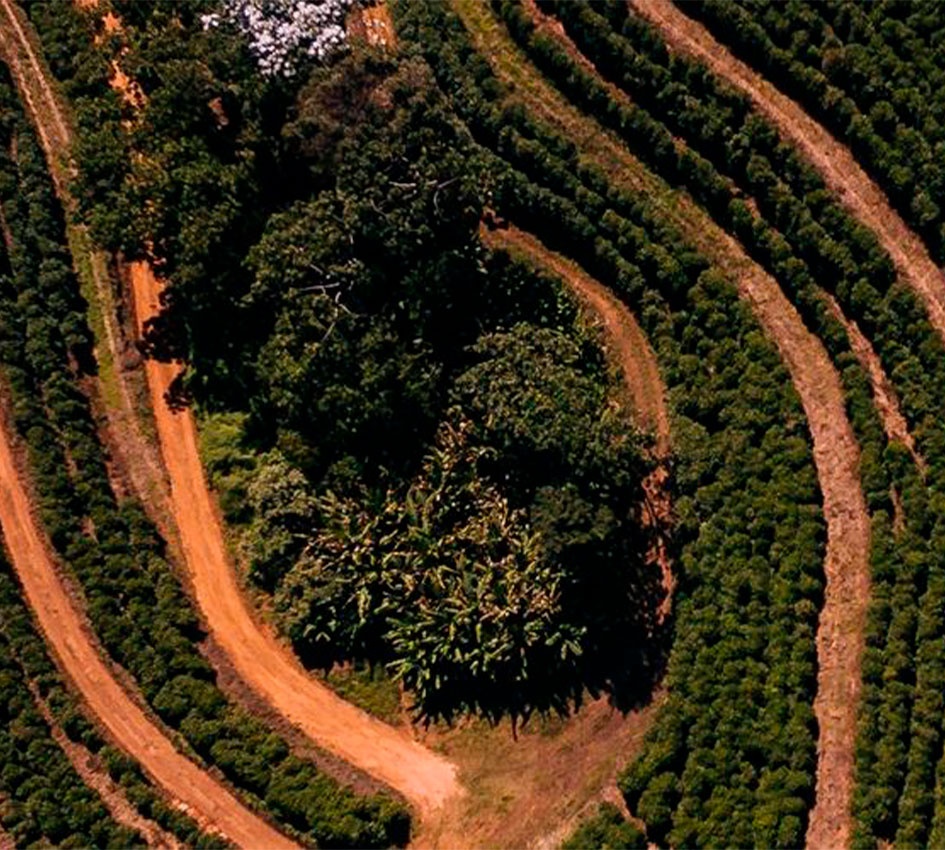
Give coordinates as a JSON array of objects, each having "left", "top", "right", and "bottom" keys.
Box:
[
  {"left": 630, "top": 0, "right": 945, "bottom": 353},
  {"left": 128, "top": 263, "right": 461, "bottom": 820},
  {"left": 623, "top": 3, "right": 927, "bottom": 842},
  {"left": 459, "top": 5, "right": 872, "bottom": 847},
  {"left": 0, "top": 412, "right": 294, "bottom": 848}
]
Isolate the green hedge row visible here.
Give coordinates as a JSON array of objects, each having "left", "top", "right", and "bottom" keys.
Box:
[
  {"left": 528, "top": 4, "right": 945, "bottom": 846},
  {"left": 681, "top": 0, "right": 945, "bottom": 266}
]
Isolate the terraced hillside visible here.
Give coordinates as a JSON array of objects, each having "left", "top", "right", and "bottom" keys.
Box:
[{"left": 3, "top": 0, "right": 945, "bottom": 848}]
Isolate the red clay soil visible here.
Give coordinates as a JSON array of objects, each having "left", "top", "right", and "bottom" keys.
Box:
[
  {"left": 0, "top": 413, "right": 294, "bottom": 848},
  {"left": 127, "top": 262, "right": 461, "bottom": 821},
  {"left": 30, "top": 686, "right": 183, "bottom": 850},
  {"left": 630, "top": 0, "right": 945, "bottom": 356},
  {"left": 459, "top": 5, "right": 872, "bottom": 848}
]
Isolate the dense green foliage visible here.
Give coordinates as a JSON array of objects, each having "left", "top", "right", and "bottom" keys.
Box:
[
  {"left": 561, "top": 803, "right": 645, "bottom": 850},
  {"left": 510, "top": 2, "right": 945, "bottom": 846},
  {"left": 26, "top": 0, "right": 945, "bottom": 845},
  {"left": 27, "top": 0, "right": 663, "bottom": 724},
  {"left": 0, "top": 58, "right": 407, "bottom": 848},
  {"left": 683, "top": 0, "right": 945, "bottom": 265},
  {"left": 0, "top": 555, "right": 142, "bottom": 848},
  {"left": 396, "top": 2, "right": 831, "bottom": 844}
]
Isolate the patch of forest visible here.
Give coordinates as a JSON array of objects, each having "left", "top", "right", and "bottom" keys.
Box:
[{"left": 24, "top": 0, "right": 669, "bottom": 728}]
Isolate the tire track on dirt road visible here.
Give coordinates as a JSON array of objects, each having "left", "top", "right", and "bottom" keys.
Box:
[
  {"left": 0, "top": 408, "right": 295, "bottom": 849},
  {"left": 458, "top": 5, "right": 871, "bottom": 846}
]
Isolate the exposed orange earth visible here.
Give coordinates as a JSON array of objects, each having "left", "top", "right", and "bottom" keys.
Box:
[
  {"left": 128, "top": 261, "right": 462, "bottom": 822},
  {"left": 0, "top": 408, "right": 296, "bottom": 849}
]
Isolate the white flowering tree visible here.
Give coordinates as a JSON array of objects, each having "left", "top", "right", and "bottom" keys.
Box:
[{"left": 202, "top": 0, "right": 354, "bottom": 78}]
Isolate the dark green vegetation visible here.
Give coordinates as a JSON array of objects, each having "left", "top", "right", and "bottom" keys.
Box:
[
  {"left": 26, "top": 0, "right": 666, "bottom": 726},
  {"left": 0, "top": 553, "right": 143, "bottom": 849},
  {"left": 0, "top": 546, "right": 220, "bottom": 850},
  {"left": 21, "top": 0, "right": 945, "bottom": 846},
  {"left": 685, "top": 0, "right": 945, "bottom": 265},
  {"left": 561, "top": 803, "right": 644, "bottom": 850},
  {"left": 525, "top": 2, "right": 945, "bottom": 846},
  {"left": 398, "top": 1, "right": 832, "bottom": 844},
  {"left": 0, "top": 52, "right": 406, "bottom": 849}
]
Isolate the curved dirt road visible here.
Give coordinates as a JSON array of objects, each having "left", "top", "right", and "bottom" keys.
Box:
[
  {"left": 622, "top": 3, "right": 930, "bottom": 841},
  {"left": 0, "top": 414, "right": 295, "bottom": 849},
  {"left": 128, "top": 263, "right": 461, "bottom": 819},
  {"left": 481, "top": 224, "right": 674, "bottom": 610},
  {"left": 457, "top": 5, "right": 871, "bottom": 847},
  {"left": 0, "top": 0, "right": 460, "bottom": 823},
  {"left": 629, "top": 0, "right": 945, "bottom": 350}
]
